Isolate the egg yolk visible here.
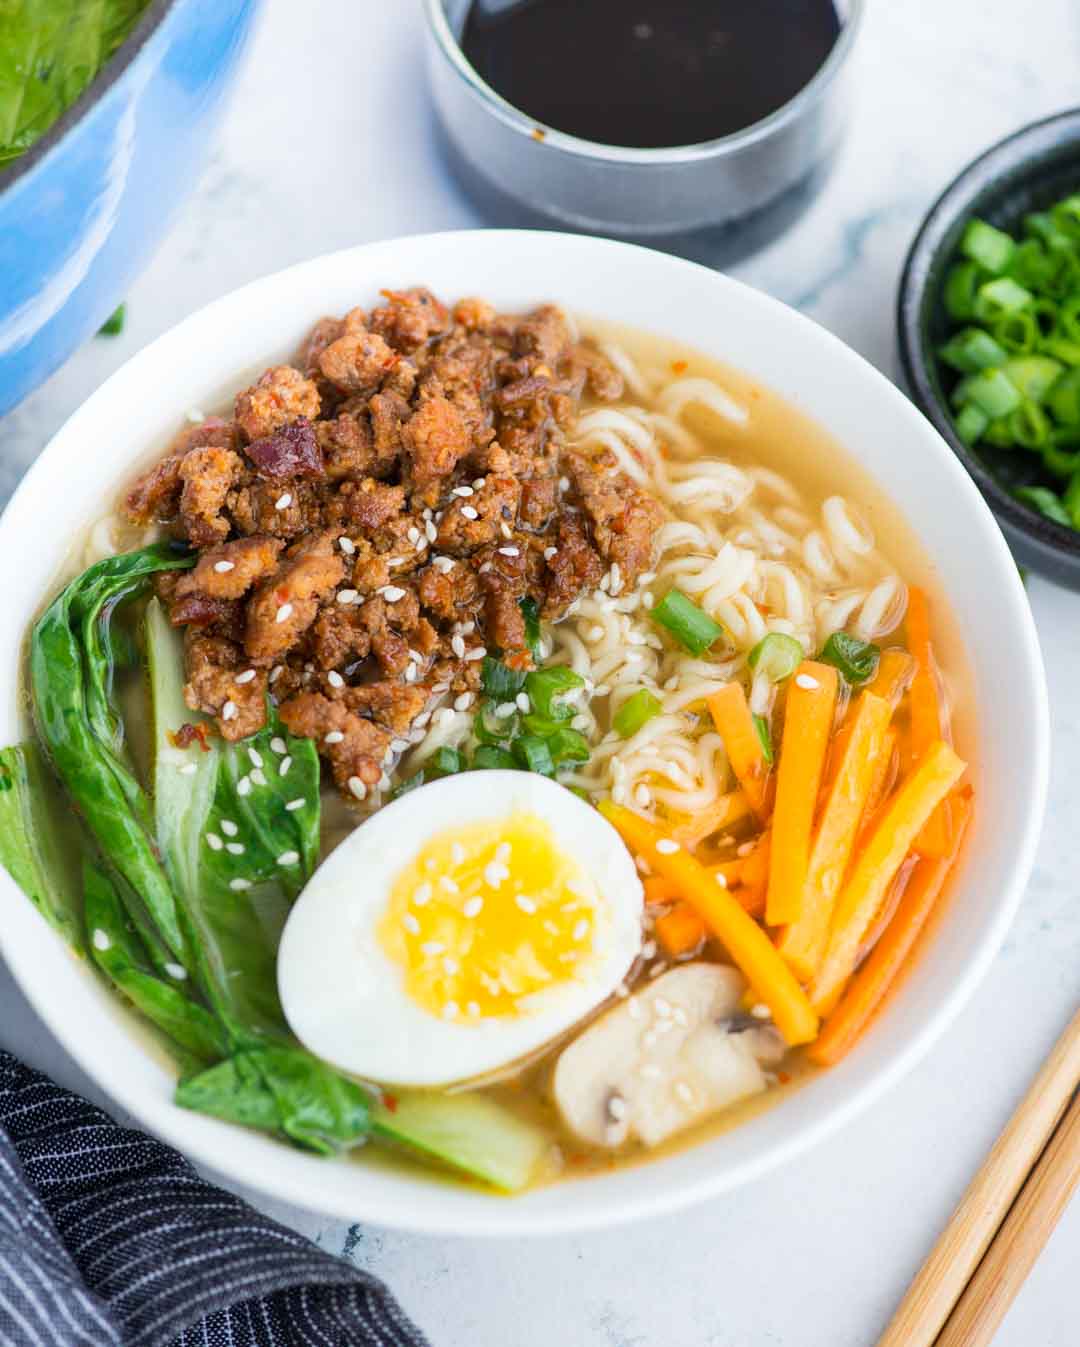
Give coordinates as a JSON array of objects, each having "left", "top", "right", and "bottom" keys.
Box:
[{"left": 378, "top": 812, "right": 602, "bottom": 1024}]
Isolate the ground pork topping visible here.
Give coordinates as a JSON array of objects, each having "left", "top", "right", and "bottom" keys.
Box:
[{"left": 124, "top": 289, "right": 649, "bottom": 795}]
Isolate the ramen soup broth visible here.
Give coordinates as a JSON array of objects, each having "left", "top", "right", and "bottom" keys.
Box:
[{"left": 16, "top": 303, "right": 974, "bottom": 1192}]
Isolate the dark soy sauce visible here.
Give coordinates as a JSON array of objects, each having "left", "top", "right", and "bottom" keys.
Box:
[{"left": 460, "top": 0, "right": 843, "bottom": 150}]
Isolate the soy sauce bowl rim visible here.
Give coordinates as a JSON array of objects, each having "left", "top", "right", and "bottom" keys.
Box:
[
  {"left": 423, "top": 0, "right": 864, "bottom": 163},
  {"left": 897, "top": 108, "right": 1080, "bottom": 571}
]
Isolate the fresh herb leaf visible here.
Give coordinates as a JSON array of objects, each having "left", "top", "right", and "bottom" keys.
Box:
[
  {"left": 98, "top": 303, "right": 126, "bottom": 337},
  {"left": 518, "top": 596, "right": 542, "bottom": 659},
  {"left": 524, "top": 665, "right": 584, "bottom": 720},
  {"left": 613, "top": 688, "right": 662, "bottom": 738},
  {"left": 819, "top": 632, "right": 881, "bottom": 685},
  {"left": 752, "top": 713, "right": 774, "bottom": 766},
  {"left": 481, "top": 656, "right": 526, "bottom": 701},
  {"left": 471, "top": 744, "right": 517, "bottom": 771}
]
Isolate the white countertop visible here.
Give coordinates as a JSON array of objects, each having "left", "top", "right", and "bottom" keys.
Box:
[{"left": 2, "top": 1, "right": 1079, "bottom": 1342}]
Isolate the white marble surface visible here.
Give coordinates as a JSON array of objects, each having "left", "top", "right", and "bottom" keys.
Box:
[{"left": 2, "top": 1, "right": 1079, "bottom": 1343}]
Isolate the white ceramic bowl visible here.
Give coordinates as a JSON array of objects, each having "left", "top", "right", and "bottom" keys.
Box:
[{"left": 0, "top": 231, "right": 1048, "bottom": 1236}]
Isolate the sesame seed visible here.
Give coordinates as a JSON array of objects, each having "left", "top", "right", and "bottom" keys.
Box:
[
  {"left": 279, "top": 755, "right": 292, "bottom": 776},
  {"left": 275, "top": 603, "right": 294, "bottom": 624},
  {"left": 543, "top": 546, "right": 558, "bottom": 561},
  {"left": 247, "top": 747, "right": 263, "bottom": 768},
  {"left": 642, "top": 592, "right": 655, "bottom": 609},
  {"left": 439, "top": 875, "right": 460, "bottom": 895},
  {"left": 421, "top": 940, "right": 445, "bottom": 956},
  {"left": 213, "top": 560, "right": 235, "bottom": 573},
  {"left": 655, "top": 838, "right": 680, "bottom": 854},
  {"left": 339, "top": 536, "right": 355, "bottom": 554},
  {"left": 515, "top": 692, "right": 531, "bottom": 713},
  {"left": 251, "top": 769, "right": 268, "bottom": 787},
  {"left": 484, "top": 862, "right": 509, "bottom": 887},
  {"left": 229, "top": 878, "right": 252, "bottom": 892},
  {"left": 453, "top": 692, "right": 473, "bottom": 711},
  {"left": 177, "top": 761, "right": 197, "bottom": 776},
  {"left": 654, "top": 997, "right": 672, "bottom": 1018},
  {"left": 379, "top": 773, "right": 391, "bottom": 791},
  {"left": 270, "top": 736, "right": 287, "bottom": 755},
  {"left": 403, "top": 913, "right": 420, "bottom": 935},
  {"left": 407, "top": 526, "right": 421, "bottom": 544},
  {"left": 221, "top": 700, "right": 238, "bottom": 722},
  {"left": 412, "top": 883, "right": 432, "bottom": 906},
  {"left": 464, "top": 896, "right": 483, "bottom": 918},
  {"left": 381, "top": 585, "right": 407, "bottom": 602},
  {"left": 235, "top": 669, "right": 257, "bottom": 687},
  {"left": 337, "top": 589, "right": 359, "bottom": 605},
  {"left": 607, "top": 1095, "right": 627, "bottom": 1121},
  {"left": 275, "top": 492, "right": 292, "bottom": 510},
  {"left": 649, "top": 961, "right": 669, "bottom": 979},
  {"left": 221, "top": 819, "right": 238, "bottom": 836},
  {"left": 498, "top": 546, "right": 519, "bottom": 557},
  {"left": 422, "top": 507, "right": 433, "bottom": 521},
  {"left": 443, "top": 956, "right": 459, "bottom": 975},
  {"left": 751, "top": 1002, "right": 772, "bottom": 1020},
  {"left": 347, "top": 777, "right": 367, "bottom": 801},
  {"left": 634, "top": 784, "right": 652, "bottom": 807},
  {"left": 442, "top": 1001, "right": 460, "bottom": 1020},
  {"left": 286, "top": 797, "right": 306, "bottom": 811},
  {"left": 467, "top": 1000, "right": 481, "bottom": 1017},
  {"left": 205, "top": 833, "right": 223, "bottom": 851},
  {"left": 165, "top": 962, "right": 187, "bottom": 981},
  {"left": 450, "top": 634, "right": 466, "bottom": 658},
  {"left": 460, "top": 505, "right": 479, "bottom": 520},
  {"left": 237, "top": 775, "right": 252, "bottom": 796},
  {"left": 425, "top": 520, "right": 438, "bottom": 542},
  {"left": 795, "top": 673, "right": 819, "bottom": 690},
  {"left": 495, "top": 842, "right": 511, "bottom": 863},
  {"left": 387, "top": 738, "right": 408, "bottom": 755},
  {"left": 92, "top": 929, "right": 110, "bottom": 951},
  {"left": 465, "top": 647, "right": 486, "bottom": 662},
  {"left": 559, "top": 475, "right": 570, "bottom": 491},
  {"left": 277, "top": 850, "right": 300, "bottom": 866},
  {"left": 587, "top": 624, "right": 605, "bottom": 641},
  {"left": 327, "top": 670, "right": 345, "bottom": 689},
  {"left": 451, "top": 842, "right": 466, "bottom": 864},
  {"left": 186, "top": 408, "right": 205, "bottom": 423},
  {"left": 226, "top": 842, "right": 245, "bottom": 855},
  {"left": 641, "top": 940, "right": 658, "bottom": 959},
  {"left": 269, "top": 665, "right": 284, "bottom": 684},
  {"left": 452, "top": 485, "right": 474, "bottom": 497},
  {"left": 515, "top": 894, "right": 537, "bottom": 914},
  {"left": 674, "top": 1081, "right": 695, "bottom": 1106}
]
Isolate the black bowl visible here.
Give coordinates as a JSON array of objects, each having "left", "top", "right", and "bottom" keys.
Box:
[{"left": 897, "top": 109, "right": 1080, "bottom": 589}]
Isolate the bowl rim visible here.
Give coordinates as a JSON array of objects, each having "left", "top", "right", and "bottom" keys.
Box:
[
  {"left": 897, "top": 108, "right": 1080, "bottom": 569},
  {"left": 0, "top": 230, "right": 1049, "bottom": 1235},
  {"left": 0, "top": 0, "right": 179, "bottom": 197},
  {"left": 422, "top": 0, "right": 864, "bottom": 164}
]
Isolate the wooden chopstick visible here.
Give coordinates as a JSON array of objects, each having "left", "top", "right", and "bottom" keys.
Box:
[
  {"left": 935, "top": 1087, "right": 1080, "bottom": 1347},
  {"left": 875, "top": 1006, "right": 1080, "bottom": 1347}
]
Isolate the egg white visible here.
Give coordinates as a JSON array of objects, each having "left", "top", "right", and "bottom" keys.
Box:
[{"left": 277, "top": 771, "right": 644, "bottom": 1086}]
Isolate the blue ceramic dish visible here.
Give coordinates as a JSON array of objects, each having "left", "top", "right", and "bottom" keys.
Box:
[{"left": 0, "top": 0, "right": 260, "bottom": 417}]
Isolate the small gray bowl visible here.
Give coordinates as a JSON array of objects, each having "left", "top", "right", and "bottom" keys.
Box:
[
  {"left": 423, "top": 0, "right": 863, "bottom": 248},
  {"left": 898, "top": 109, "right": 1080, "bottom": 590}
]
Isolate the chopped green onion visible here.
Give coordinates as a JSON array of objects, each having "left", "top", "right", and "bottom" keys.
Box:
[
  {"left": 819, "top": 632, "right": 881, "bottom": 685},
  {"left": 950, "top": 374, "right": 976, "bottom": 409},
  {"left": 1042, "top": 437, "right": 1080, "bottom": 480},
  {"left": 1008, "top": 401, "right": 1051, "bottom": 450},
  {"left": 1038, "top": 336, "right": 1080, "bottom": 366},
  {"left": 1064, "top": 471, "right": 1080, "bottom": 529},
  {"left": 1057, "top": 293, "right": 1080, "bottom": 344},
  {"left": 1048, "top": 367, "right": 1080, "bottom": 425},
  {"left": 747, "top": 632, "right": 804, "bottom": 682},
  {"left": 752, "top": 714, "right": 774, "bottom": 766},
  {"left": 472, "top": 745, "right": 517, "bottom": 771},
  {"left": 481, "top": 656, "right": 526, "bottom": 702},
  {"left": 954, "top": 403, "right": 989, "bottom": 446},
  {"left": 983, "top": 416, "right": 1016, "bottom": 448},
  {"left": 518, "top": 597, "right": 542, "bottom": 660},
  {"left": 521, "top": 712, "right": 564, "bottom": 738},
  {"left": 939, "top": 326, "right": 1009, "bottom": 373},
  {"left": 546, "top": 727, "right": 591, "bottom": 765},
  {"left": 944, "top": 262, "right": 982, "bottom": 320},
  {"left": 650, "top": 588, "right": 723, "bottom": 656},
  {"left": 992, "top": 310, "right": 1038, "bottom": 355},
  {"left": 1007, "top": 240, "right": 1056, "bottom": 293},
  {"left": 973, "top": 277, "right": 1033, "bottom": 324},
  {"left": 97, "top": 304, "right": 126, "bottom": 337},
  {"left": 393, "top": 771, "right": 425, "bottom": 799},
  {"left": 965, "top": 367, "right": 1023, "bottom": 419},
  {"left": 426, "top": 746, "right": 462, "bottom": 779},
  {"left": 1051, "top": 195, "right": 1080, "bottom": 240},
  {"left": 613, "top": 688, "right": 663, "bottom": 738},
  {"left": 1006, "top": 356, "right": 1064, "bottom": 413},
  {"left": 960, "top": 218, "right": 1015, "bottom": 274},
  {"left": 524, "top": 665, "right": 584, "bottom": 721},
  {"left": 1024, "top": 212, "right": 1073, "bottom": 252},
  {"left": 1014, "top": 486, "right": 1072, "bottom": 527},
  {"left": 474, "top": 702, "right": 515, "bottom": 745},
  {"left": 1044, "top": 248, "right": 1080, "bottom": 298},
  {"left": 511, "top": 735, "right": 555, "bottom": 776}
]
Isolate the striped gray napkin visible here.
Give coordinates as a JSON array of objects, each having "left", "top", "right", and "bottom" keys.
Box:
[{"left": 0, "top": 1052, "right": 429, "bottom": 1347}]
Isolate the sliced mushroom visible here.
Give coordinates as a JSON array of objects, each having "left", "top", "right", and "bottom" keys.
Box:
[{"left": 553, "top": 963, "right": 785, "bottom": 1149}]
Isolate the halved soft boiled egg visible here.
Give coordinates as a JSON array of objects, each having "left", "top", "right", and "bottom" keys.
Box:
[{"left": 277, "top": 771, "right": 644, "bottom": 1087}]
